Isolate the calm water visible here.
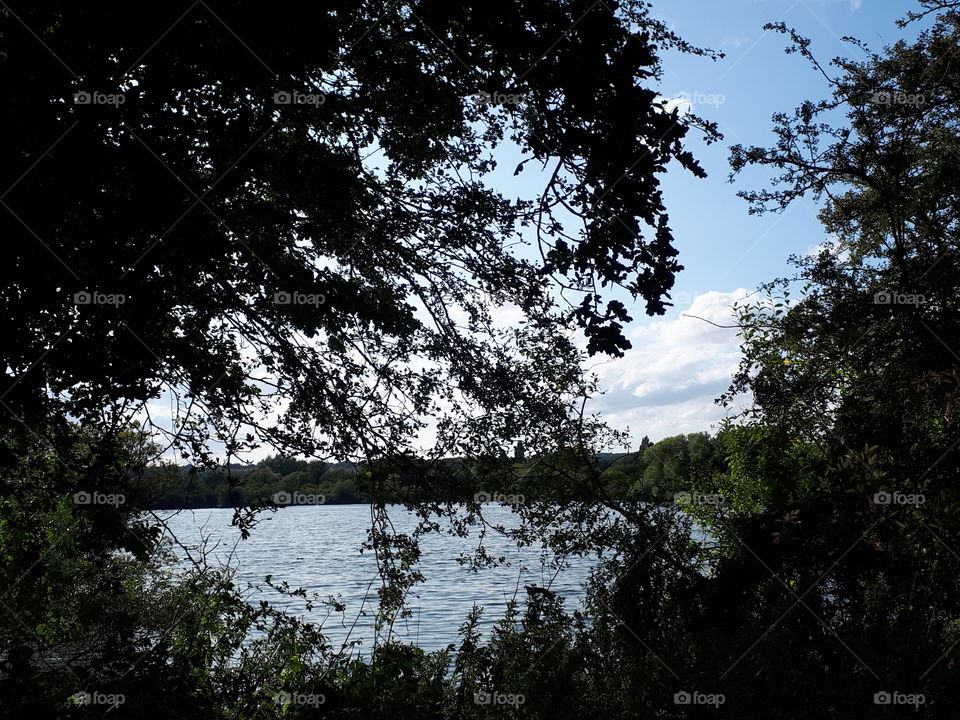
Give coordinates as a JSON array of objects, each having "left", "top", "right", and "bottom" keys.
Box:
[{"left": 159, "top": 504, "right": 598, "bottom": 654}]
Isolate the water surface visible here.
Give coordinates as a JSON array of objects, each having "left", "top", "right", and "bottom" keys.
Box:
[{"left": 160, "top": 504, "right": 597, "bottom": 654}]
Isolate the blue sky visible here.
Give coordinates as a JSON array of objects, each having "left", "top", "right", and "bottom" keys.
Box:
[
  {"left": 139, "top": 1, "right": 926, "bottom": 460},
  {"left": 577, "top": 0, "right": 926, "bottom": 446},
  {"left": 657, "top": 0, "right": 917, "bottom": 304}
]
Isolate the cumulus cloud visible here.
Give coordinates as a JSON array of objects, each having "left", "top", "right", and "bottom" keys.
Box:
[
  {"left": 137, "top": 290, "right": 755, "bottom": 461},
  {"left": 587, "top": 289, "right": 752, "bottom": 445}
]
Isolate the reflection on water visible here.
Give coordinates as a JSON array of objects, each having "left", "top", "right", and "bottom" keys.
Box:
[{"left": 159, "top": 504, "right": 596, "bottom": 654}]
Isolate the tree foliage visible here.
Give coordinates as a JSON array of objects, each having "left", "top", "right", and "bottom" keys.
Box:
[
  {"left": 2, "top": 0, "right": 720, "bottom": 475},
  {"left": 709, "top": 7, "right": 960, "bottom": 714}
]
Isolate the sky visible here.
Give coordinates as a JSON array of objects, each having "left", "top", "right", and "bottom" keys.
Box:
[
  {"left": 139, "top": 0, "right": 926, "bottom": 462},
  {"left": 572, "top": 0, "right": 925, "bottom": 447}
]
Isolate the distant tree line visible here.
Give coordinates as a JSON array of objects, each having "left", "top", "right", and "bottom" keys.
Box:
[
  {"left": 146, "top": 433, "right": 727, "bottom": 509},
  {"left": 147, "top": 456, "right": 365, "bottom": 508}
]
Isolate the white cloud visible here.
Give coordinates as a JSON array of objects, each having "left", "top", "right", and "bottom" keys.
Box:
[
  {"left": 587, "top": 289, "right": 752, "bottom": 446},
  {"left": 143, "top": 399, "right": 173, "bottom": 422},
  {"left": 805, "top": 235, "right": 850, "bottom": 263},
  {"left": 657, "top": 93, "right": 693, "bottom": 116},
  {"left": 721, "top": 34, "right": 751, "bottom": 48},
  {"left": 136, "top": 290, "right": 755, "bottom": 463}
]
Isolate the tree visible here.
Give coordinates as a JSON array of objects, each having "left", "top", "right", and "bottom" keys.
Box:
[
  {"left": 635, "top": 432, "right": 721, "bottom": 499},
  {"left": 1, "top": 0, "right": 720, "bottom": 478},
  {"left": 1, "top": 0, "right": 726, "bottom": 654},
  {"left": 1, "top": 2, "right": 730, "bottom": 713},
  {"left": 699, "top": 6, "right": 960, "bottom": 714}
]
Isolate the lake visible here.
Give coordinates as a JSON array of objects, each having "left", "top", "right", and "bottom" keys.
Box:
[{"left": 159, "top": 504, "right": 599, "bottom": 655}]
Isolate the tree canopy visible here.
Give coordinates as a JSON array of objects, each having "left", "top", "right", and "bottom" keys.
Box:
[{"left": 1, "top": 0, "right": 720, "bottom": 477}]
